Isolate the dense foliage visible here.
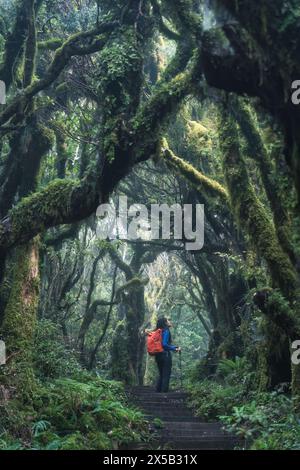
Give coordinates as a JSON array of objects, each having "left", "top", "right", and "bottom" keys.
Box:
[
  {"left": 0, "top": 0, "right": 300, "bottom": 451},
  {"left": 0, "top": 320, "right": 150, "bottom": 449},
  {"left": 187, "top": 358, "right": 300, "bottom": 450}
]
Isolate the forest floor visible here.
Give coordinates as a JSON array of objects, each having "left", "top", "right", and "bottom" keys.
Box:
[{"left": 126, "top": 386, "right": 241, "bottom": 450}]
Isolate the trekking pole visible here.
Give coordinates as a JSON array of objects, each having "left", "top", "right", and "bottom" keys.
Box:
[{"left": 179, "top": 350, "right": 183, "bottom": 389}]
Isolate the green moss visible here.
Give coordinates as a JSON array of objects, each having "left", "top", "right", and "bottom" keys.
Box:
[
  {"left": 0, "top": 0, "right": 34, "bottom": 88},
  {"left": 111, "top": 320, "right": 136, "bottom": 385},
  {"left": 219, "top": 110, "right": 298, "bottom": 300},
  {"left": 233, "top": 97, "right": 296, "bottom": 263},
  {"left": 265, "top": 290, "right": 298, "bottom": 332},
  {"left": 163, "top": 0, "right": 202, "bottom": 38},
  {"left": 23, "top": 0, "right": 36, "bottom": 87},
  {"left": 219, "top": 109, "right": 300, "bottom": 406},
  {"left": 116, "top": 277, "right": 148, "bottom": 301},
  {"left": 186, "top": 120, "right": 213, "bottom": 152},
  {"left": 162, "top": 139, "right": 229, "bottom": 200},
  {"left": 9, "top": 179, "right": 80, "bottom": 243},
  {"left": 96, "top": 27, "right": 144, "bottom": 163},
  {"left": 132, "top": 51, "right": 202, "bottom": 162},
  {"left": 38, "top": 39, "right": 63, "bottom": 51},
  {"left": 0, "top": 240, "right": 40, "bottom": 402}
]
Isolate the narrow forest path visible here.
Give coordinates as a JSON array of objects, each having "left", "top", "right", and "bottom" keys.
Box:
[{"left": 126, "top": 386, "right": 240, "bottom": 450}]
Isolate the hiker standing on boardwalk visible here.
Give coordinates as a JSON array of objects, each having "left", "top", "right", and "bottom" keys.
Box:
[{"left": 147, "top": 317, "right": 181, "bottom": 393}]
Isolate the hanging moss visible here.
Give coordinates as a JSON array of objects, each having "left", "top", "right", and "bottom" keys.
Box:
[{"left": 186, "top": 120, "right": 213, "bottom": 151}]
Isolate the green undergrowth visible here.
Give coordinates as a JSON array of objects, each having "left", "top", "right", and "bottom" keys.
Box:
[
  {"left": 186, "top": 357, "right": 300, "bottom": 450},
  {"left": 221, "top": 391, "right": 300, "bottom": 450},
  {"left": 0, "top": 321, "right": 150, "bottom": 450},
  {"left": 0, "top": 375, "right": 150, "bottom": 450}
]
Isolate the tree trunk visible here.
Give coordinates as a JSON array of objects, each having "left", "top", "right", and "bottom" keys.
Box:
[
  {"left": 219, "top": 106, "right": 300, "bottom": 408},
  {"left": 0, "top": 239, "right": 39, "bottom": 402}
]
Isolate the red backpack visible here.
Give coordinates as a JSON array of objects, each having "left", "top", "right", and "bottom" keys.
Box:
[{"left": 147, "top": 329, "right": 164, "bottom": 355}]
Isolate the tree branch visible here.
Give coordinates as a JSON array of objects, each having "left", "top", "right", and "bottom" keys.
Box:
[
  {"left": 162, "top": 140, "right": 229, "bottom": 201},
  {"left": 0, "top": 21, "right": 118, "bottom": 127},
  {"left": 108, "top": 246, "right": 133, "bottom": 279},
  {"left": 0, "top": 0, "right": 35, "bottom": 89},
  {"left": 88, "top": 266, "right": 118, "bottom": 369},
  {"left": 133, "top": 50, "right": 202, "bottom": 162},
  {"left": 0, "top": 177, "right": 99, "bottom": 252}
]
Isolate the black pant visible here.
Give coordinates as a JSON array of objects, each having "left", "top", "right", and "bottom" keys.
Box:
[{"left": 155, "top": 351, "right": 172, "bottom": 393}]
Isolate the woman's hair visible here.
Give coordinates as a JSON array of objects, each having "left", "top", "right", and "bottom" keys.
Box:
[
  {"left": 156, "top": 316, "right": 172, "bottom": 343},
  {"left": 156, "top": 316, "right": 168, "bottom": 330}
]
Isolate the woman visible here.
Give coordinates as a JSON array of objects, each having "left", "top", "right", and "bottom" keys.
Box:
[{"left": 155, "top": 316, "right": 181, "bottom": 393}]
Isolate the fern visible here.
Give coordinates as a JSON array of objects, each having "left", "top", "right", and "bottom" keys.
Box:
[
  {"left": 217, "top": 357, "right": 247, "bottom": 378},
  {"left": 32, "top": 420, "right": 51, "bottom": 437},
  {"left": 45, "top": 439, "right": 63, "bottom": 450}
]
